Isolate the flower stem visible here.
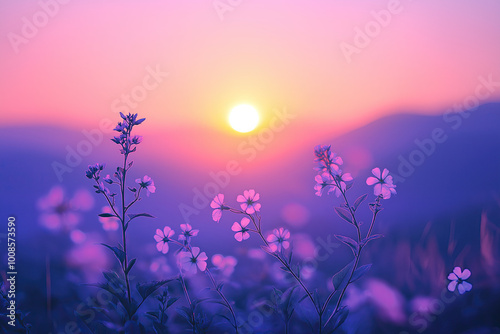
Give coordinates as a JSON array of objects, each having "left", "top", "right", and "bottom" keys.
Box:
[
  {"left": 120, "top": 153, "right": 132, "bottom": 307},
  {"left": 206, "top": 268, "right": 239, "bottom": 333}
]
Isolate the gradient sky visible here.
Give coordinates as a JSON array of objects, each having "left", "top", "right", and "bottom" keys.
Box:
[{"left": 1, "top": 0, "right": 500, "bottom": 141}]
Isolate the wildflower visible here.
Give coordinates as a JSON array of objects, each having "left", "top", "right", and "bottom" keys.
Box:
[
  {"left": 131, "top": 135, "right": 143, "bottom": 144},
  {"left": 211, "top": 254, "right": 238, "bottom": 276},
  {"left": 266, "top": 227, "right": 291, "bottom": 252},
  {"left": 179, "top": 247, "right": 208, "bottom": 274},
  {"left": 85, "top": 163, "right": 105, "bottom": 180},
  {"left": 210, "top": 194, "right": 227, "bottom": 223},
  {"left": 314, "top": 173, "right": 334, "bottom": 196},
  {"left": 154, "top": 226, "right": 175, "bottom": 254},
  {"left": 103, "top": 174, "right": 113, "bottom": 184},
  {"left": 314, "top": 172, "right": 353, "bottom": 197},
  {"left": 98, "top": 206, "right": 119, "bottom": 231},
  {"left": 231, "top": 217, "right": 251, "bottom": 242},
  {"left": 366, "top": 168, "right": 397, "bottom": 199},
  {"left": 314, "top": 145, "right": 343, "bottom": 175},
  {"left": 135, "top": 175, "right": 156, "bottom": 196},
  {"left": 178, "top": 223, "right": 199, "bottom": 242},
  {"left": 447, "top": 267, "right": 472, "bottom": 294},
  {"left": 94, "top": 182, "right": 111, "bottom": 195},
  {"left": 331, "top": 171, "right": 354, "bottom": 196},
  {"left": 237, "top": 189, "right": 261, "bottom": 214}
]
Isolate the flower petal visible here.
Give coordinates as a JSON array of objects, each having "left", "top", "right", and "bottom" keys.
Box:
[
  {"left": 453, "top": 267, "right": 462, "bottom": 277},
  {"left": 461, "top": 269, "right": 471, "bottom": 280},
  {"left": 447, "top": 280, "right": 457, "bottom": 292},
  {"left": 366, "top": 177, "right": 378, "bottom": 186},
  {"left": 461, "top": 281, "right": 472, "bottom": 292}
]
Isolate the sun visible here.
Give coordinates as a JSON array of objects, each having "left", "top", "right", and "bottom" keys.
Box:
[{"left": 228, "top": 104, "right": 260, "bottom": 133}]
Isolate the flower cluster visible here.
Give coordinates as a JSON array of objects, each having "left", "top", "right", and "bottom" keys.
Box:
[
  {"left": 85, "top": 163, "right": 105, "bottom": 181},
  {"left": 210, "top": 190, "right": 291, "bottom": 253},
  {"left": 313, "top": 145, "right": 353, "bottom": 197},
  {"left": 111, "top": 112, "right": 145, "bottom": 155},
  {"left": 153, "top": 223, "right": 207, "bottom": 274}
]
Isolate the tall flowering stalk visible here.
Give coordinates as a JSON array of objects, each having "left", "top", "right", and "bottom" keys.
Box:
[
  {"left": 85, "top": 113, "right": 167, "bottom": 325},
  {"left": 210, "top": 145, "right": 396, "bottom": 333}
]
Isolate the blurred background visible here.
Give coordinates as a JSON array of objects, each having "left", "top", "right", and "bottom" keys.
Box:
[{"left": 1, "top": 0, "right": 500, "bottom": 332}]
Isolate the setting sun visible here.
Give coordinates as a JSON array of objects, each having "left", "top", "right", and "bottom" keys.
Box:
[{"left": 228, "top": 104, "right": 259, "bottom": 133}]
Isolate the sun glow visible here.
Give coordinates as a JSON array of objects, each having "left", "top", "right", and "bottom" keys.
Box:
[{"left": 228, "top": 104, "right": 259, "bottom": 133}]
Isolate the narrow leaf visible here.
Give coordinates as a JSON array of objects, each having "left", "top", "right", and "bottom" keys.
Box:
[
  {"left": 334, "top": 207, "right": 353, "bottom": 224},
  {"left": 128, "top": 213, "right": 155, "bottom": 221},
  {"left": 98, "top": 213, "right": 116, "bottom": 218},
  {"left": 353, "top": 194, "right": 367, "bottom": 212},
  {"left": 331, "top": 260, "right": 354, "bottom": 292},
  {"left": 125, "top": 258, "right": 136, "bottom": 275},
  {"left": 335, "top": 235, "right": 358, "bottom": 255},
  {"left": 362, "top": 234, "right": 384, "bottom": 246},
  {"left": 350, "top": 264, "right": 372, "bottom": 283},
  {"left": 101, "top": 243, "right": 126, "bottom": 265}
]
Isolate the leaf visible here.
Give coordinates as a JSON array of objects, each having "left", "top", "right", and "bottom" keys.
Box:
[
  {"left": 127, "top": 213, "right": 155, "bottom": 221},
  {"left": 362, "top": 234, "right": 384, "bottom": 246},
  {"left": 334, "top": 207, "right": 353, "bottom": 224},
  {"left": 146, "top": 311, "right": 159, "bottom": 320},
  {"left": 331, "top": 260, "right": 354, "bottom": 292},
  {"left": 101, "top": 244, "right": 126, "bottom": 266},
  {"left": 166, "top": 297, "right": 179, "bottom": 309},
  {"left": 98, "top": 213, "right": 116, "bottom": 218},
  {"left": 353, "top": 194, "right": 367, "bottom": 212},
  {"left": 125, "top": 258, "right": 136, "bottom": 275},
  {"left": 128, "top": 187, "right": 137, "bottom": 193},
  {"left": 350, "top": 264, "right": 372, "bottom": 283},
  {"left": 335, "top": 235, "right": 358, "bottom": 255},
  {"left": 215, "top": 313, "right": 235, "bottom": 326},
  {"left": 176, "top": 306, "right": 193, "bottom": 324},
  {"left": 136, "top": 280, "right": 172, "bottom": 300},
  {"left": 324, "top": 306, "right": 349, "bottom": 333}
]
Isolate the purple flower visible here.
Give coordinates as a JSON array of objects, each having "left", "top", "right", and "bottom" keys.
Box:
[
  {"left": 85, "top": 163, "right": 105, "bottom": 180},
  {"left": 314, "top": 173, "right": 334, "bottom": 196},
  {"left": 179, "top": 247, "right": 208, "bottom": 274},
  {"left": 314, "top": 145, "right": 343, "bottom": 175},
  {"left": 448, "top": 267, "right": 472, "bottom": 294},
  {"left": 366, "top": 168, "right": 397, "bottom": 199},
  {"left": 178, "top": 223, "right": 199, "bottom": 242},
  {"left": 131, "top": 135, "right": 143, "bottom": 144},
  {"left": 231, "top": 217, "right": 251, "bottom": 242},
  {"left": 267, "top": 228, "right": 291, "bottom": 252},
  {"left": 314, "top": 172, "right": 353, "bottom": 197},
  {"left": 210, "top": 194, "right": 226, "bottom": 223},
  {"left": 237, "top": 189, "right": 261, "bottom": 214},
  {"left": 154, "top": 226, "right": 175, "bottom": 254},
  {"left": 135, "top": 175, "right": 156, "bottom": 196}
]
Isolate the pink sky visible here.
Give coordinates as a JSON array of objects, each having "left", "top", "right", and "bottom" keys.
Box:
[{"left": 1, "top": 0, "right": 500, "bottom": 142}]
